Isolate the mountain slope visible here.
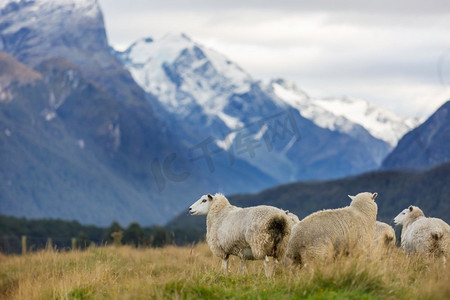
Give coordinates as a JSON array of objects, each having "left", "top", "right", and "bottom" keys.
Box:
[
  {"left": 382, "top": 100, "right": 450, "bottom": 170},
  {"left": 0, "top": 53, "right": 198, "bottom": 225},
  {"left": 0, "top": 0, "right": 201, "bottom": 225}
]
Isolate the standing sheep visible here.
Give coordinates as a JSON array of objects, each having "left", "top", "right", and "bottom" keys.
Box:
[
  {"left": 286, "top": 192, "right": 378, "bottom": 267},
  {"left": 189, "top": 193, "right": 291, "bottom": 277},
  {"left": 372, "top": 221, "right": 396, "bottom": 252},
  {"left": 394, "top": 205, "right": 450, "bottom": 263}
]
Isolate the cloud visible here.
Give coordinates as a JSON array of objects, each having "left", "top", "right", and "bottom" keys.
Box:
[
  {"left": 98, "top": 0, "right": 450, "bottom": 118},
  {"left": 100, "top": 0, "right": 450, "bottom": 14}
]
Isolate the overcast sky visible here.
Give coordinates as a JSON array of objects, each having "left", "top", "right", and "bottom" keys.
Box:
[{"left": 98, "top": 0, "right": 450, "bottom": 119}]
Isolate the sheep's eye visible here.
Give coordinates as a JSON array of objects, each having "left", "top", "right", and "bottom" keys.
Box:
[{"left": 202, "top": 199, "right": 207, "bottom": 203}]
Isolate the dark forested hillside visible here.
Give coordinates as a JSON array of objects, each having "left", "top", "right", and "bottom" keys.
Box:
[{"left": 167, "top": 162, "right": 450, "bottom": 233}]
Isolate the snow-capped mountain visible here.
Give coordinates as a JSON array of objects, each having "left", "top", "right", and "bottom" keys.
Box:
[
  {"left": 0, "top": 0, "right": 431, "bottom": 227},
  {"left": 118, "top": 33, "right": 418, "bottom": 149},
  {"left": 0, "top": 0, "right": 140, "bottom": 102},
  {"left": 118, "top": 33, "right": 253, "bottom": 129},
  {"left": 118, "top": 34, "right": 299, "bottom": 181},
  {"left": 0, "top": 0, "right": 99, "bottom": 16},
  {"left": 116, "top": 33, "right": 399, "bottom": 181},
  {"left": 268, "top": 79, "right": 420, "bottom": 147},
  {"left": 0, "top": 0, "right": 102, "bottom": 66}
]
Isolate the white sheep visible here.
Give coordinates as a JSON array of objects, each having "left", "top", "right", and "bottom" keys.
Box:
[
  {"left": 189, "top": 193, "right": 291, "bottom": 277},
  {"left": 286, "top": 192, "right": 378, "bottom": 267},
  {"left": 372, "top": 221, "right": 396, "bottom": 252},
  {"left": 394, "top": 205, "right": 450, "bottom": 264}
]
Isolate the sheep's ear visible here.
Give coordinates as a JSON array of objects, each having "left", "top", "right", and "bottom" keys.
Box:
[
  {"left": 372, "top": 192, "right": 378, "bottom": 200},
  {"left": 409, "top": 206, "right": 413, "bottom": 212},
  {"left": 348, "top": 195, "right": 355, "bottom": 200},
  {"left": 285, "top": 210, "right": 290, "bottom": 214},
  {"left": 207, "top": 194, "right": 213, "bottom": 200}
]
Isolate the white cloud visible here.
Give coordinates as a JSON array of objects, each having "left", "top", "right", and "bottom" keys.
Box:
[{"left": 98, "top": 0, "right": 450, "bottom": 118}]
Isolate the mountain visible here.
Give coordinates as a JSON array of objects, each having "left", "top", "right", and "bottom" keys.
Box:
[
  {"left": 116, "top": 33, "right": 416, "bottom": 182},
  {"left": 0, "top": 0, "right": 142, "bottom": 101},
  {"left": 0, "top": 52, "right": 191, "bottom": 225},
  {"left": 0, "top": 0, "right": 201, "bottom": 225},
  {"left": 267, "top": 79, "right": 419, "bottom": 147},
  {"left": 382, "top": 100, "right": 450, "bottom": 170},
  {"left": 0, "top": 1, "right": 279, "bottom": 225},
  {"left": 167, "top": 162, "right": 450, "bottom": 236},
  {"left": 0, "top": 0, "right": 430, "bottom": 227}
]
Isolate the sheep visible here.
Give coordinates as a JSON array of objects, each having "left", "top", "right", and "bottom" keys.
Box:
[
  {"left": 394, "top": 205, "right": 450, "bottom": 264},
  {"left": 286, "top": 192, "right": 378, "bottom": 268},
  {"left": 372, "top": 221, "right": 396, "bottom": 252},
  {"left": 189, "top": 193, "right": 291, "bottom": 277}
]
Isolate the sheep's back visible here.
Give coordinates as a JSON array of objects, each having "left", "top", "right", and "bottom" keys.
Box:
[
  {"left": 212, "top": 206, "right": 288, "bottom": 257},
  {"left": 405, "top": 218, "right": 450, "bottom": 254},
  {"left": 214, "top": 208, "right": 250, "bottom": 252},
  {"left": 293, "top": 207, "right": 374, "bottom": 251},
  {"left": 403, "top": 218, "right": 444, "bottom": 253}
]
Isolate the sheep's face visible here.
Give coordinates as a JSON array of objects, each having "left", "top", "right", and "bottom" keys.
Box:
[
  {"left": 189, "top": 194, "right": 213, "bottom": 215},
  {"left": 394, "top": 205, "right": 423, "bottom": 226},
  {"left": 394, "top": 207, "right": 411, "bottom": 226}
]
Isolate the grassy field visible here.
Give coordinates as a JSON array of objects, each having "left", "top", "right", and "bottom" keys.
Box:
[{"left": 0, "top": 243, "right": 449, "bottom": 299}]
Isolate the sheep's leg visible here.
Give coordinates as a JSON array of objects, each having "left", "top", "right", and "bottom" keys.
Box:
[
  {"left": 222, "top": 257, "right": 229, "bottom": 273},
  {"left": 264, "top": 256, "right": 271, "bottom": 277},
  {"left": 240, "top": 259, "right": 246, "bottom": 274},
  {"left": 270, "top": 258, "right": 279, "bottom": 277}
]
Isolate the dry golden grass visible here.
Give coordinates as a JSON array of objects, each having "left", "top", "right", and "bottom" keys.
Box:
[{"left": 0, "top": 243, "right": 449, "bottom": 299}]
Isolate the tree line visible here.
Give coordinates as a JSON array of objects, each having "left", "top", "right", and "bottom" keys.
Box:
[{"left": 0, "top": 215, "right": 205, "bottom": 254}]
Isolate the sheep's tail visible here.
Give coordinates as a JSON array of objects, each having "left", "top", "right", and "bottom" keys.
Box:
[
  {"left": 384, "top": 234, "right": 395, "bottom": 247},
  {"left": 267, "top": 215, "right": 290, "bottom": 259},
  {"left": 430, "top": 230, "right": 444, "bottom": 258}
]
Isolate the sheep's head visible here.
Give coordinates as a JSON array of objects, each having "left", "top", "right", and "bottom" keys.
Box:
[
  {"left": 347, "top": 192, "right": 378, "bottom": 215},
  {"left": 189, "top": 194, "right": 214, "bottom": 215},
  {"left": 394, "top": 205, "right": 424, "bottom": 226},
  {"left": 348, "top": 192, "right": 378, "bottom": 204}
]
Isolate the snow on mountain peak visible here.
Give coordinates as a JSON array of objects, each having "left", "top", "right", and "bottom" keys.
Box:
[
  {"left": 270, "top": 79, "right": 419, "bottom": 146},
  {"left": 118, "top": 32, "right": 418, "bottom": 148},
  {"left": 0, "top": 0, "right": 100, "bottom": 18},
  {"left": 123, "top": 33, "right": 192, "bottom": 66},
  {"left": 270, "top": 79, "right": 309, "bottom": 106},
  {"left": 119, "top": 33, "right": 252, "bottom": 119},
  {"left": 0, "top": 0, "right": 115, "bottom": 78},
  {"left": 272, "top": 78, "right": 308, "bottom": 96},
  {"left": 269, "top": 80, "right": 363, "bottom": 138},
  {"left": 313, "top": 97, "right": 420, "bottom": 146}
]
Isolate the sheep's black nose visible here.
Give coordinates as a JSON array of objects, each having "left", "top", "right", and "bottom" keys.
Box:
[{"left": 189, "top": 207, "right": 192, "bottom": 211}]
